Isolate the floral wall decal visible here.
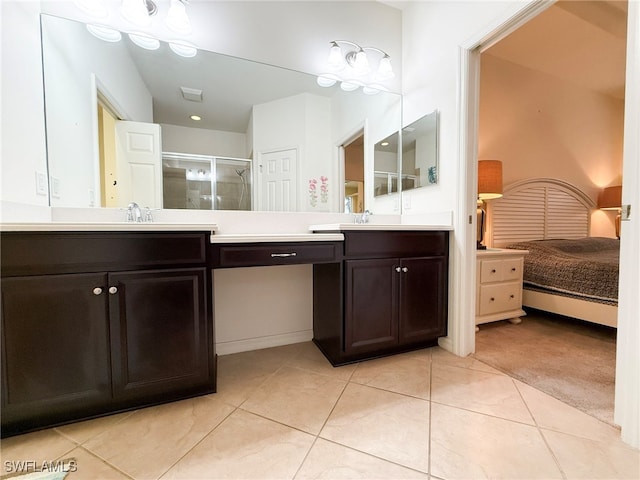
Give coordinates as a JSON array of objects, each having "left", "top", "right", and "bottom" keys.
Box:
[
  {"left": 308, "top": 178, "right": 318, "bottom": 207},
  {"left": 320, "top": 176, "right": 329, "bottom": 203}
]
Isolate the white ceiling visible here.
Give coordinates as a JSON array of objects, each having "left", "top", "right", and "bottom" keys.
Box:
[{"left": 484, "top": 0, "right": 627, "bottom": 100}]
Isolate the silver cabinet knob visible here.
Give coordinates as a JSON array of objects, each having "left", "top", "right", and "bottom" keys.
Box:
[
  {"left": 109, "top": 286, "right": 118, "bottom": 294},
  {"left": 93, "top": 287, "right": 103, "bottom": 295},
  {"left": 402, "top": 267, "right": 408, "bottom": 273},
  {"left": 395, "top": 267, "right": 401, "bottom": 272}
]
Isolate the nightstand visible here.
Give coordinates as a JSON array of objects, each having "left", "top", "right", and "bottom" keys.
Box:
[{"left": 476, "top": 248, "right": 529, "bottom": 329}]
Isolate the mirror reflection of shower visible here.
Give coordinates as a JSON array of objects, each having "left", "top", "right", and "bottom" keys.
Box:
[{"left": 162, "top": 152, "right": 252, "bottom": 210}]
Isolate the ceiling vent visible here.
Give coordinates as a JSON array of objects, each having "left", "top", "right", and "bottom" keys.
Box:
[{"left": 180, "top": 86, "right": 203, "bottom": 102}]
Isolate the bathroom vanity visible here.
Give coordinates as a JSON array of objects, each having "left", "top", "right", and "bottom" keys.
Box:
[
  {"left": 310, "top": 226, "right": 449, "bottom": 365},
  {"left": 0, "top": 227, "right": 216, "bottom": 437},
  {"left": 1, "top": 223, "right": 450, "bottom": 436}
]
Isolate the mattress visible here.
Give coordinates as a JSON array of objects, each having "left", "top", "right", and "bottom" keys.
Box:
[{"left": 506, "top": 237, "right": 619, "bottom": 306}]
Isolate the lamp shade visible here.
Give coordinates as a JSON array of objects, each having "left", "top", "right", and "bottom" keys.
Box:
[
  {"left": 478, "top": 160, "right": 503, "bottom": 200},
  {"left": 598, "top": 185, "right": 622, "bottom": 210}
]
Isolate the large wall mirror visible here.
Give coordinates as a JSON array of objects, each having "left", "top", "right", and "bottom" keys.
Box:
[{"left": 40, "top": 14, "right": 401, "bottom": 214}]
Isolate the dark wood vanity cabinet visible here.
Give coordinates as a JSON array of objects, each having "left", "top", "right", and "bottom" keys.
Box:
[
  {"left": 0, "top": 231, "right": 215, "bottom": 437},
  {"left": 313, "top": 230, "right": 449, "bottom": 365}
]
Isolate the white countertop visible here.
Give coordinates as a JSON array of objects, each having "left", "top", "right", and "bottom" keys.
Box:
[
  {"left": 210, "top": 233, "right": 344, "bottom": 243},
  {"left": 309, "top": 223, "right": 454, "bottom": 232},
  {"left": 0, "top": 222, "right": 219, "bottom": 232}
]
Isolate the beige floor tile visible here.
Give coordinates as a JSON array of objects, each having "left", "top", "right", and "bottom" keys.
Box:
[
  {"left": 218, "top": 343, "right": 304, "bottom": 378},
  {"left": 320, "top": 383, "right": 429, "bottom": 473},
  {"left": 286, "top": 342, "right": 357, "bottom": 381},
  {"left": 209, "top": 371, "right": 271, "bottom": 407},
  {"left": 430, "top": 402, "right": 563, "bottom": 480},
  {"left": 241, "top": 365, "right": 346, "bottom": 434},
  {"left": 55, "top": 411, "right": 135, "bottom": 445},
  {"left": 1, "top": 429, "right": 77, "bottom": 474},
  {"left": 431, "top": 363, "right": 534, "bottom": 424},
  {"left": 294, "top": 438, "right": 429, "bottom": 479},
  {"left": 82, "top": 396, "right": 234, "bottom": 480},
  {"left": 161, "top": 409, "right": 314, "bottom": 480},
  {"left": 515, "top": 380, "right": 622, "bottom": 443},
  {"left": 64, "top": 447, "right": 131, "bottom": 480},
  {"left": 543, "top": 429, "right": 640, "bottom": 479},
  {"left": 433, "top": 346, "right": 505, "bottom": 374},
  {"left": 350, "top": 351, "right": 430, "bottom": 399}
]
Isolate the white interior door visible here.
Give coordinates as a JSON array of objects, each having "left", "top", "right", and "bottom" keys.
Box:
[
  {"left": 259, "top": 148, "right": 297, "bottom": 211},
  {"left": 114, "top": 121, "right": 162, "bottom": 208}
]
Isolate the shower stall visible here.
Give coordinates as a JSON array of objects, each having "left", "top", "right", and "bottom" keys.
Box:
[{"left": 162, "top": 152, "right": 252, "bottom": 210}]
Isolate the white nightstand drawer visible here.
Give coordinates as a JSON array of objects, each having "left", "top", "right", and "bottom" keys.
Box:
[
  {"left": 480, "top": 259, "right": 504, "bottom": 283},
  {"left": 480, "top": 257, "right": 524, "bottom": 283},
  {"left": 479, "top": 281, "right": 522, "bottom": 315},
  {"left": 502, "top": 258, "right": 523, "bottom": 281}
]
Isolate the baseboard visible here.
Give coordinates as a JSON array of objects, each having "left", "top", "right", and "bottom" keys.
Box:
[{"left": 215, "top": 330, "right": 313, "bottom": 356}]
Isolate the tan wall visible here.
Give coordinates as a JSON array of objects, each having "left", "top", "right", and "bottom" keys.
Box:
[{"left": 479, "top": 53, "right": 624, "bottom": 238}]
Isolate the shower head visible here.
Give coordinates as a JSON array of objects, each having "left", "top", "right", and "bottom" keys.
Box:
[{"left": 235, "top": 168, "right": 246, "bottom": 177}]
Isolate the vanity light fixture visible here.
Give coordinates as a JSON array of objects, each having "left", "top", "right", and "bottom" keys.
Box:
[
  {"left": 169, "top": 40, "right": 198, "bottom": 58},
  {"left": 166, "top": 0, "right": 192, "bottom": 35},
  {"left": 318, "top": 40, "right": 394, "bottom": 93},
  {"left": 121, "top": 0, "right": 153, "bottom": 27},
  {"left": 74, "top": 0, "right": 108, "bottom": 18},
  {"left": 128, "top": 32, "right": 160, "bottom": 50},
  {"left": 86, "top": 24, "right": 122, "bottom": 42},
  {"left": 340, "top": 80, "right": 363, "bottom": 92}
]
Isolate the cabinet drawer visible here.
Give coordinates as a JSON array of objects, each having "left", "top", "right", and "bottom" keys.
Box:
[
  {"left": 479, "top": 282, "right": 522, "bottom": 315},
  {"left": 0, "top": 232, "right": 208, "bottom": 276},
  {"left": 480, "top": 257, "right": 523, "bottom": 283},
  {"left": 213, "top": 242, "right": 339, "bottom": 268},
  {"left": 344, "top": 231, "right": 448, "bottom": 259}
]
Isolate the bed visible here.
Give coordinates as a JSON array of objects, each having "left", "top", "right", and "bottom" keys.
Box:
[{"left": 487, "top": 178, "right": 619, "bottom": 328}]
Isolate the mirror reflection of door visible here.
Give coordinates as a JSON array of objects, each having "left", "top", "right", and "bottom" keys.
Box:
[
  {"left": 97, "top": 102, "right": 118, "bottom": 207},
  {"left": 344, "top": 133, "right": 365, "bottom": 213},
  {"left": 97, "top": 99, "right": 162, "bottom": 208},
  {"left": 258, "top": 148, "right": 298, "bottom": 211}
]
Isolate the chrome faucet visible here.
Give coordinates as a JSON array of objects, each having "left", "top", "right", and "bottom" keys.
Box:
[
  {"left": 126, "top": 202, "right": 143, "bottom": 222},
  {"left": 355, "top": 209, "right": 372, "bottom": 224}
]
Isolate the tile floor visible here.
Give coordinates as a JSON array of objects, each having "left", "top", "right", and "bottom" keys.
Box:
[{"left": 2, "top": 342, "right": 639, "bottom": 480}]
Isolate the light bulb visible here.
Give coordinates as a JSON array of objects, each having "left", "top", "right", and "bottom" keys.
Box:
[
  {"left": 352, "top": 49, "right": 370, "bottom": 76},
  {"left": 169, "top": 41, "right": 198, "bottom": 58},
  {"left": 86, "top": 24, "right": 122, "bottom": 42},
  {"left": 166, "top": 0, "right": 192, "bottom": 35},
  {"left": 375, "top": 55, "right": 394, "bottom": 81},
  {"left": 340, "top": 80, "right": 362, "bottom": 92},
  {"left": 327, "top": 42, "right": 344, "bottom": 71},
  {"left": 121, "top": 0, "right": 151, "bottom": 26},
  {"left": 316, "top": 74, "right": 339, "bottom": 88},
  {"left": 128, "top": 32, "right": 160, "bottom": 50},
  {"left": 74, "top": 0, "right": 108, "bottom": 18}
]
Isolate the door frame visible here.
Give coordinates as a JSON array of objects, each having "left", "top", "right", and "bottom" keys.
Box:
[{"left": 454, "top": 0, "right": 639, "bottom": 447}]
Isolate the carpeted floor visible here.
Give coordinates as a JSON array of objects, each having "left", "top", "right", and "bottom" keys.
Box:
[{"left": 473, "top": 309, "right": 617, "bottom": 425}]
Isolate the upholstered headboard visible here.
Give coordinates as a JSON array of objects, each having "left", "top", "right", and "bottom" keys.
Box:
[{"left": 487, "top": 178, "right": 596, "bottom": 248}]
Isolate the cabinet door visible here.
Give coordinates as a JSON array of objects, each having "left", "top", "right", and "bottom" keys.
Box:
[
  {"left": 345, "top": 259, "right": 399, "bottom": 354},
  {"left": 109, "top": 268, "right": 211, "bottom": 402},
  {"left": 399, "top": 257, "right": 448, "bottom": 345},
  {"left": 1, "top": 274, "right": 111, "bottom": 431}
]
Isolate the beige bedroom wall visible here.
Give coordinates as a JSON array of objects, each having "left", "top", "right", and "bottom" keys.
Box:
[{"left": 479, "top": 53, "right": 624, "bottom": 238}]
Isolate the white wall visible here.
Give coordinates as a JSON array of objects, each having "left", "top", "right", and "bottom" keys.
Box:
[
  {"left": 41, "top": 13, "right": 152, "bottom": 207},
  {"left": 1, "top": 1, "right": 48, "bottom": 208},
  {"left": 161, "top": 124, "right": 248, "bottom": 159}
]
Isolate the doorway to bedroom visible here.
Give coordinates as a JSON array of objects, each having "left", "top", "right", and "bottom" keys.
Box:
[{"left": 473, "top": 0, "right": 627, "bottom": 427}]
